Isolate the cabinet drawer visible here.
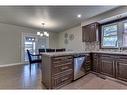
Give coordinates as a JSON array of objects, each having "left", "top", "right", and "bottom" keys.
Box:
[
  {"left": 52, "top": 56, "right": 72, "bottom": 62},
  {"left": 51, "top": 70, "right": 73, "bottom": 88},
  {"left": 85, "top": 61, "right": 91, "bottom": 66},
  {"left": 85, "top": 65, "right": 91, "bottom": 71},
  {"left": 52, "top": 59, "right": 73, "bottom": 67},
  {"left": 52, "top": 64, "right": 73, "bottom": 75},
  {"left": 101, "top": 54, "right": 115, "bottom": 59},
  {"left": 117, "top": 55, "right": 127, "bottom": 60}
]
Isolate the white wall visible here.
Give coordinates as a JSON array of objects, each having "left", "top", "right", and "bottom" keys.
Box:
[
  {"left": 58, "top": 26, "right": 85, "bottom": 51},
  {"left": 49, "top": 32, "right": 59, "bottom": 49},
  {"left": 0, "top": 22, "right": 58, "bottom": 65},
  {"left": 58, "top": 6, "right": 127, "bottom": 51}
]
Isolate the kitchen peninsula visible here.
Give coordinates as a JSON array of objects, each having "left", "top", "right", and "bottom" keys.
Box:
[{"left": 41, "top": 51, "right": 127, "bottom": 89}]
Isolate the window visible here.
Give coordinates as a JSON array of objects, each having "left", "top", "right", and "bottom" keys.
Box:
[
  {"left": 101, "top": 19, "right": 127, "bottom": 48},
  {"left": 123, "top": 22, "right": 127, "bottom": 47},
  {"left": 102, "top": 24, "right": 118, "bottom": 47}
]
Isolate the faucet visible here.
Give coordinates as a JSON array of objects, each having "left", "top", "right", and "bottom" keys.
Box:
[{"left": 118, "top": 47, "right": 122, "bottom": 52}]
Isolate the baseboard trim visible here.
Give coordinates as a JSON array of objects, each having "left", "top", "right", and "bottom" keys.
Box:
[{"left": 0, "top": 63, "right": 26, "bottom": 67}]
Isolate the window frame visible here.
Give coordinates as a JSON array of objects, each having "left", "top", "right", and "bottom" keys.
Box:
[
  {"left": 120, "top": 20, "right": 127, "bottom": 48},
  {"left": 101, "top": 22, "right": 118, "bottom": 48}
]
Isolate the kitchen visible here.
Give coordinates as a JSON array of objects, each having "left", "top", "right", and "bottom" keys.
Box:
[
  {"left": 0, "top": 6, "right": 127, "bottom": 89},
  {"left": 41, "top": 7, "right": 127, "bottom": 89}
]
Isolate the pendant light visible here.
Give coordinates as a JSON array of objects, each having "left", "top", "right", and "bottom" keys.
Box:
[{"left": 37, "top": 23, "right": 49, "bottom": 37}]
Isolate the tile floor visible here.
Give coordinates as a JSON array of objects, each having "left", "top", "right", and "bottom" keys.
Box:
[{"left": 0, "top": 64, "right": 126, "bottom": 89}]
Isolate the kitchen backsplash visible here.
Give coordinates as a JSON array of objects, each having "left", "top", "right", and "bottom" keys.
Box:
[
  {"left": 84, "top": 41, "right": 127, "bottom": 52},
  {"left": 84, "top": 41, "right": 100, "bottom": 51}
]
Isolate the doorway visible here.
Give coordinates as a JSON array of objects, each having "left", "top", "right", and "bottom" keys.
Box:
[
  {"left": 22, "top": 33, "right": 38, "bottom": 64},
  {"left": 21, "top": 33, "right": 49, "bottom": 64}
]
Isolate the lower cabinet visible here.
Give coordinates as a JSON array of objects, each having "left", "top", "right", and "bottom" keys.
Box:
[
  {"left": 84, "top": 54, "right": 91, "bottom": 73},
  {"left": 100, "top": 57, "right": 115, "bottom": 77},
  {"left": 51, "top": 55, "right": 73, "bottom": 88},
  {"left": 116, "top": 60, "right": 127, "bottom": 81},
  {"left": 92, "top": 53, "right": 100, "bottom": 73},
  {"left": 92, "top": 53, "right": 127, "bottom": 82},
  {"left": 51, "top": 69, "right": 73, "bottom": 89}
]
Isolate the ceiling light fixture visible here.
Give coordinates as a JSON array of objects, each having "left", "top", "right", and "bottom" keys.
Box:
[
  {"left": 40, "top": 33, "right": 44, "bottom": 37},
  {"left": 28, "top": 38, "right": 31, "bottom": 41},
  {"left": 37, "top": 32, "right": 41, "bottom": 35},
  {"left": 36, "top": 23, "right": 49, "bottom": 37},
  {"left": 77, "top": 14, "right": 82, "bottom": 18}
]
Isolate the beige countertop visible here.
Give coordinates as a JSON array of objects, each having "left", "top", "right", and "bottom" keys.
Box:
[
  {"left": 41, "top": 50, "right": 127, "bottom": 57},
  {"left": 92, "top": 50, "right": 127, "bottom": 55},
  {"left": 41, "top": 51, "right": 91, "bottom": 57}
]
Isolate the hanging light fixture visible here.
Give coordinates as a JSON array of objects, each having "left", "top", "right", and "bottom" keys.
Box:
[
  {"left": 37, "top": 23, "right": 49, "bottom": 37},
  {"left": 37, "top": 32, "right": 41, "bottom": 35}
]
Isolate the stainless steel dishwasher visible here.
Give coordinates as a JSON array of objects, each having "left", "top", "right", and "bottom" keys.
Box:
[{"left": 73, "top": 54, "right": 86, "bottom": 80}]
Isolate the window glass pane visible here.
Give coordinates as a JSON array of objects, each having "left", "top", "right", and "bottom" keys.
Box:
[
  {"left": 103, "top": 25, "right": 117, "bottom": 36},
  {"left": 103, "top": 36, "right": 117, "bottom": 47},
  {"left": 124, "top": 22, "right": 127, "bottom": 33},
  {"left": 123, "top": 34, "right": 127, "bottom": 46}
]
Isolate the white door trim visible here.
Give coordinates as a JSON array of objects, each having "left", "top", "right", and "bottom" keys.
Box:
[{"left": 21, "top": 32, "right": 38, "bottom": 64}]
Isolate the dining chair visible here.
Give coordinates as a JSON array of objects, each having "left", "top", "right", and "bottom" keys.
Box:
[
  {"left": 46, "top": 48, "right": 55, "bottom": 52},
  {"left": 27, "top": 50, "right": 42, "bottom": 71},
  {"left": 56, "top": 48, "right": 66, "bottom": 52}
]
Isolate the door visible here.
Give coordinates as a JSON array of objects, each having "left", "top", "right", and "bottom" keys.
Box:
[
  {"left": 100, "top": 56, "right": 115, "bottom": 77},
  {"left": 90, "top": 23, "right": 97, "bottom": 42},
  {"left": 82, "top": 25, "right": 90, "bottom": 42},
  {"left": 116, "top": 60, "right": 127, "bottom": 81}
]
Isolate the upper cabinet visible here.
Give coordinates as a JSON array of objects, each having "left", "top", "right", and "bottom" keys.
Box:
[{"left": 82, "top": 22, "right": 99, "bottom": 42}]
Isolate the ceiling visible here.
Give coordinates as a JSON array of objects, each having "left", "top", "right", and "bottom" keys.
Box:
[{"left": 0, "top": 6, "right": 118, "bottom": 32}]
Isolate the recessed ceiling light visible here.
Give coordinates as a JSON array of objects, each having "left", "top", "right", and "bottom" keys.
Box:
[{"left": 77, "top": 14, "right": 82, "bottom": 18}]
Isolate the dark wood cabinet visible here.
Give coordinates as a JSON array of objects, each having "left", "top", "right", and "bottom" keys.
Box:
[
  {"left": 92, "top": 53, "right": 127, "bottom": 82},
  {"left": 51, "top": 69, "right": 73, "bottom": 89},
  {"left": 116, "top": 59, "right": 127, "bottom": 81},
  {"left": 42, "top": 55, "right": 73, "bottom": 89},
  {"left": 42, "top": 52, "right": 127, "bottom": 89},
  {"left": 92, "top": 53, "right": 100, "bottom": 73},
  {"left": 84, "top": 54, "right": 91, "bottom": 73},
  {"left": 100, "top": 56, "right": 115, "bottom": 77},
  {"left": 92, "top": 53, "right": 98, "bottom": 72},
  {"left": 82, "top": 22, "right": 99, "bottom": 42},
  {"left": 51, "top": 56, "right": 73, "bottom": 88}
]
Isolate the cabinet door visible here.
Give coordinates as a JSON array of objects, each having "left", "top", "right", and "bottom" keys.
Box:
[
  {"left": 85, "top": 54, "right": 91, "bottom": 73},
  {"left": 92, "top": 53, "right": 100, "bottom": 73},
  {"left": 92, "top": 58, "right": 98, "bottom": 72},
  {"left": 100, "top": 57, "right": 115, "bottom": 77},
  {"left": 82, "top": 25, "right": 90, "bottom": 42},
  {"left": 116, "top": 60, "right": 127, "bottom": 82},
  {"left": 82, "top": 22, "right": 99, "bottom": 42},
  {"left": 89, "top": 23, "right": 97, "bottom": 42}
]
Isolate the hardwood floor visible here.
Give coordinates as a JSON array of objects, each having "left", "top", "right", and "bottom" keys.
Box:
[
  {"left": 0, "top": 64, "right": 126, "bottom": 89},
  {"left": 0, "top": 64, "right": 45, "bottom": 89}
]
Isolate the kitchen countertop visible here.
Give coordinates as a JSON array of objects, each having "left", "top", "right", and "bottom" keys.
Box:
[
  {"left": 41, "top": 50, "right": 127, "bottom": 57},
  {"left": 41, "top": 51, "right": 91, "bottom": 57},
  {"left": 92, "top": 50, "right": 127, "bottom": 55}
]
